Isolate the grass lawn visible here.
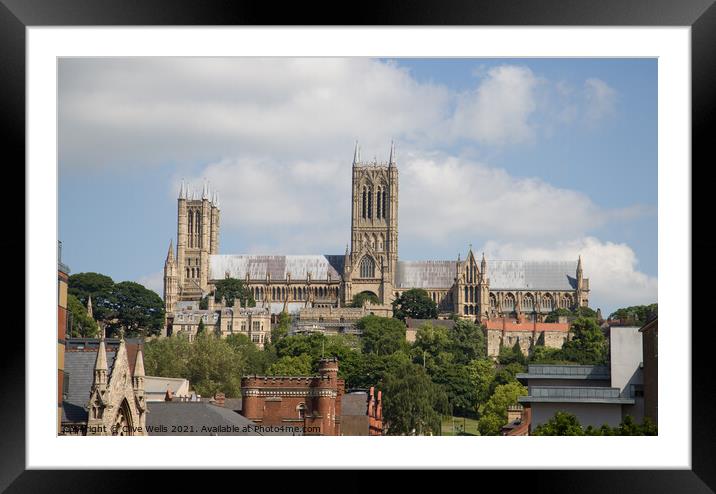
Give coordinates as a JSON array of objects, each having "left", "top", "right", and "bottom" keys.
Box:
[{"left": 441, "top": 416, "right": 480, "bottom": 436}]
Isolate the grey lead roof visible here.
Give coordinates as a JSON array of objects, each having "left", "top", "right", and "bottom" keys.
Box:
[
  {"left": 488, "top": 260, "right": 578, "bottom": 291},
  {"left": 210, "top": 254, "right": 577, "bottom": 291},
  {"left": 395, "top": 261, "right": 456, "bottom": 289},
  {"left": 209, "top": 255, "right": 343, "bottom": 281},
  {"left": 62, "top": 351, "right": 116, "bottom": 423},
  {"left": 394, "top": 260, "right": 578, "bottom": 291},
  {"left": 146, "top": 402, "right": 291, "bottom": 435}
]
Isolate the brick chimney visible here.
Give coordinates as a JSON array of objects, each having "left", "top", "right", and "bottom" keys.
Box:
[
  {"left": 213, "top": 391, "right": 225, "bottom": 407},
  {"left": 164, "top": 388, "right": 174, "bottom": 402}
]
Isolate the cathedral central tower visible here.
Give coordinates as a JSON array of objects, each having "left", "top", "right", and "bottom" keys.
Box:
[{"left": 343, "top": 141, "right": 398, "bottom": 305}]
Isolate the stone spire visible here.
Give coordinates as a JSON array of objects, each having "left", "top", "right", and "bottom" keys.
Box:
[
  {"left": 214, "top": 191, "right": 220, "bottom": 210},
  {"left": 134, "top": 349, "right": 145, "bottom": 379},
  {"left": 166, "top": 239, "right": 175, "bottom": 263},
  {"left": 202, "top": 180, "right": 209, "bottom": 200},
  {"left": 94, "top": 332, "right": 108, "bottom": 388},
  {"left": 481, "top": 252, "right": 487, "bottom": 272},
  {"left": 179, "top": 179, "right": 186, "bottom": 199},
  {"left": 86, "top": 295, "right": 93, "bottom": 319},
  {"left": 577, "top": 254, "right": 583, "bottom": 275},
  {"left": 353, "top": 141, "right": 359, "bottom": 166},
  {"left": 389, "top": 140, "right": 396, "bottom": 167}
]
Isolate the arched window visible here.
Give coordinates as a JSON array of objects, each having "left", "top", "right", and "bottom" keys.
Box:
[
  {"left": 367, "top": 186, "right": 373, "bottom": 219},
  {"left": 376, "top": 187, "right": 381, "bottom": 219},
  {"left": 188, "top": 211, "right": 193, "bottom": 248},
  {"left": 362, "top": 186, "right": 367, "bottom": 219},
  {"left": 504, "top": 293, "right": 515, "bottom": 311},
  {"left": 359, "top": 256, "right": 375, "bottom": 278},
  {"left": 383, "top": 188, "right": 388, "bottom": 218},
  {"left": 524, "top": 294, "right": 534, "bottom": 310},
  {"left": 542, "top": 294, "right": 553, "bottom": 311},
  {"left": 490, "top": 293, "right": 497, "bottom": 308},
  {"left": 297, "top": 403, "right": 306, "bottom": 420}
]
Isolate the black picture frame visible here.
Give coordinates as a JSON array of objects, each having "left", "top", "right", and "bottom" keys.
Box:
[{"left": 5, "top": 0, "right": 713, "bottom": 490}]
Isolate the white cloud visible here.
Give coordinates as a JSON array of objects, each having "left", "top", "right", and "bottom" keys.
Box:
[
  {"left": 451, "top": 65, "right": 539, "bottom": 145},
  {"left": 59, "top": 58, "right": 449, "bottom": 169},
  {"left": 399, "top": 151, "right": 604, "bottom": 242},
  {"left": 59, "top": 59, "right": 619, "bottom": 171},
  {"left": 483, "top": 237, "right": 657, "bottom": 315},
  {"left": 137, "top": 270, "right": 164, "bottom": 297},
  {"left": 584, "top": 78, "right": 617, "bottom": 121},
  {"left": 181, "top": 150, "right": 650, "bottom": 261}
]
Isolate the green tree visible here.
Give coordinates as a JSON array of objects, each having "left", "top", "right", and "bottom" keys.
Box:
[
  {"left": 468, "top": 358, "right": 497, "bottom": 409},
  {"left": 497, "top": 341, "right": 527, "bottom": 366},
  {"left": 342, "top": 351, "right": 411, "bottom": 390},
  {"left": 381, "top": 361, "right": 449, "bottom": 435},
  {"left": 226, "top": 333, "right": 276, "bottom": 374},
  {"left": 544, "top": 308, "right": 572, "bottom": 323},
  {"left": 66, "top": 293, "right": 100, "bottom": 338},
  {"left": 358, "top": 315, "right": 407, "bottom": 355},
  {"left": 431, "top": 362, "right": 479, "bottom": 418},
  {"left": 413, "top": 323, "right": 451, "bottom": 358},
  {"left": 560, "top": 316, "right": 608, "bottom": 365},
  {"left": 105, "top": 281, "right": 165, "bottom": 337},
  {"left": 274, "top": 333, "right": 327, "bottom": 359},
  {"left": 197, "top": 318, "right": 205, "bottom": 335},
  {"left": 477, "top": 381, "right": 527, "bottom": 435},
  {"left": 68, "top": 272, "right": 115, "bottom": 321},
  {"left": 533, "top": 412, "right": 658, "bottom": 436},
  {"left": 573, "top": 306, "right": 598, "bottom": 319},
  {"left": 143, "top": 334, "right": 193, "bottom": 381},
  {"left": 531, "top": 411, "right": 586, "bottom": 436},
  {"left": 351, "top": 291, "right": 380, "bottom": 308},
  {"left": 448, "top": 320, "right": 487, "bottom": 363},
  {"left": 186, "top": 332, "right": 246, "bottom": 397},
  {"left": 391, "top": 288, "right": 438, "bottom": 321},
  {"left": 609, "top": 304, "right": 658, "bottom": 326},
  {"left": 271, "top": 311, "right": 291, "bottom": 343},
  {"left": 266, "top": 354, "right": 313, "bottom": 376},
  {"left": 213, "top": 278, "right": 256, "bottom": 307}
]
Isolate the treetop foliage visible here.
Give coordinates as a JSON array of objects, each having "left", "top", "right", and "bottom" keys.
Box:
[
  {"left": 213, "top": 278, "right": 256, "bottom": 308},
  {"left": 608, "top": 304, "right": 658, "bottom": 326},
  {"left": 391, "top": 288, "right": 438, "bottom": 321},
  {"left": 532, "top": 411, "right": 657, "bottom": 436},
  {"left": 68, "top": 273, "right": 164, "bottom": 337}
]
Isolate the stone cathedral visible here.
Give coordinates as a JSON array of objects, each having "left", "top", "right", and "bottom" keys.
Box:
[{"left": 163, "top": 142, "right": 589, "bottom": 326}]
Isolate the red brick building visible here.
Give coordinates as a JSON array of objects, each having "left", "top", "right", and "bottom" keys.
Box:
[{"left": 240, "top": 358, "right": 345, "bottom": 436}]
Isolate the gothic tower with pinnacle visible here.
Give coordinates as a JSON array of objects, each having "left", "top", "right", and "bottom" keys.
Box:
[
  {"left": 164, "top": 180, "right": 221, "bottom": 310},
  {"left": 342, "top": 141, "right": 399, "bottom": 306}
]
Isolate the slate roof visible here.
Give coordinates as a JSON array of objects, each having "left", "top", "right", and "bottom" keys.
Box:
[
  {"left": 342, "top": 392, "right": 369, "bottom": 416},
  {"left": 62, "top": 350, "right": 116, "bottom": 423},
  {"left": 146, "top": 402, "right": 266, "bottom": 436},
  {"left": 210, "top": 254, "right": 343, "bottom": 281},
  {"left": 488, "top": 260, "right": 578, "bottom": 291},
  {"left": 395, "top": 261, "right": 455, "bottom": 289}
]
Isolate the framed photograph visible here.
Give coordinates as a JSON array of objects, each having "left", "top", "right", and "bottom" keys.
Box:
[{"left": 8, "top": 0, "right": 713, "bottom": 489}]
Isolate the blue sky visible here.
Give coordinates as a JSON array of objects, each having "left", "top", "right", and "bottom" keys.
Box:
[{"left": 59, "top": 58, "right": 657, "bottom": 315}]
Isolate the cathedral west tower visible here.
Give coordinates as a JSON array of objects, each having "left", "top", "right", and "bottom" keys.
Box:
[
  {"left": 342, "top": 141, "right": 398, "bottom": 306},
  {"left": 165, "top": 180, "right": 220, "bottom": 308}
]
